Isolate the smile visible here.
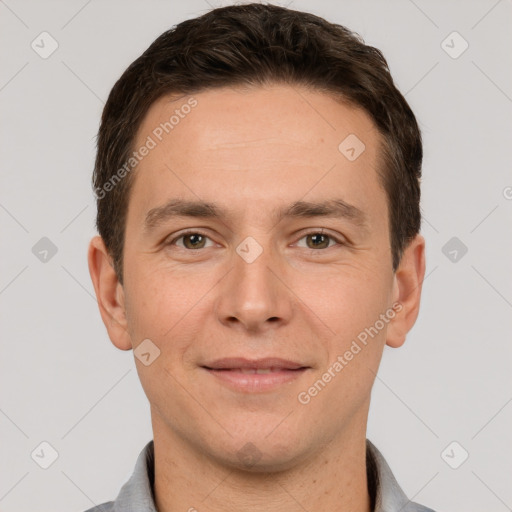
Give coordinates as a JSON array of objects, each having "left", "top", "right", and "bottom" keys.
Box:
[{"left": 201, "top": 358, "right": 310, "bottom": 393}]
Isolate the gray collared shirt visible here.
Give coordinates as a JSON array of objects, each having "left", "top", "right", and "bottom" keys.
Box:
[{"left": 84, "top": 439, "right": 436, "bottom": 512}]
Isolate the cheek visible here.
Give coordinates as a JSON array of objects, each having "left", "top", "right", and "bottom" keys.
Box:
[
  {"left": 297, "top": 283, "right": 388, "bottom": 421},
  {"left": 295, "top": 265, "right": 392, "bottom": 400},
  {"left": 123, "top": 265, "right": 210, "bottom": 359},
  {"left": 296, "top": 263, "right": 392, "bottom": 341}
]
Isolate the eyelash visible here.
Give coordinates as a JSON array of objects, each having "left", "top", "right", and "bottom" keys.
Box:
[{"left": 166, "top": 229, "right": 345, "bottom": 250}]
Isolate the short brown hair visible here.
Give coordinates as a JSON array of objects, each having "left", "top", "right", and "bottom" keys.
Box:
[{"left": 93, "top": 2, "right": 422, "bottom": 284}]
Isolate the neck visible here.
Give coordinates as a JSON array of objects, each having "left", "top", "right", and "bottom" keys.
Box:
[{"left": 151, "top": 413, "right": 372, "bottom": 512}]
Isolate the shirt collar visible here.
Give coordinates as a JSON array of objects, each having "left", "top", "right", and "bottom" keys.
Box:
[{"left": 111, "top": 439, "right": 431, "bottom": 512}]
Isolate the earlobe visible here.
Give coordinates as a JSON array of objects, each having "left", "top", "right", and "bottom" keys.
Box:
[
  {"left": 87, "top": 236, "right": 132, "bottom": 351},
  {"left": 386, "top": 234, "right": 426, "bottom": 348}
]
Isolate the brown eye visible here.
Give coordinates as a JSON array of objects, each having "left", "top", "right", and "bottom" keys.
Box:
[
  {"left": 181, "top": 233, "right": 207, "bottom": 249},
  {"left": 305, "top": 233, "right": 330, "bottom": 249},
  {"left": 168, "top": 231, "right": 214, "bottom": 250},
  {"left": 296, "top": 231, "right": 342, "bottom": 250}
]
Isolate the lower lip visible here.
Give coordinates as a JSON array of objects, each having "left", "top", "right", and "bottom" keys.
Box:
[{"left": 203, "top": 368, "right": 308, "bottom": 393}]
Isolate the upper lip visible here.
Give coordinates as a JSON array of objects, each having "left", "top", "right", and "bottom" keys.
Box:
[{"left": 202, "top": 357, "right": 307, "bottom": 370}]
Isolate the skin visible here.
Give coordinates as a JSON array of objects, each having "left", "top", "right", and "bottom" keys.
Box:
[{"left": 88, "top": 84, "right": 425, "bottom": 512}]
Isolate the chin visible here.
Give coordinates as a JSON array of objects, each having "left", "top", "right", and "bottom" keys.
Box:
[{"left": 209, "top": 431, "right": 311, "bottom": 474}]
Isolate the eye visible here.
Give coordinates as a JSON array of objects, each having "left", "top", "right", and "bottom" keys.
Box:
[
  {"left": 165, "top": 229, "right": 345, "bottom": 251},
  {"left": 167, "top": 231, "right": 215, "bottom": 250},
  {"left": 295, "top": 231, "right": 344, "bottom": 250}
]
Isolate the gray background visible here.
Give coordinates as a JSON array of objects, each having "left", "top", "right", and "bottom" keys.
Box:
[{"left": 1, "top": 0, "right": 511, "bottom": 511}]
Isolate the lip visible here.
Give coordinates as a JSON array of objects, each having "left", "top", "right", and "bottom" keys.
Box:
[
  {"left": 201, "top": 357, "right": 310, "bottom": 393},
  {"left": 203, "top": 357, "right": 305, "bottom": 370}
]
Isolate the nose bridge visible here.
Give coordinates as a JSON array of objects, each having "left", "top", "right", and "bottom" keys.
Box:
[{"left": 215, "top": 236, "right": 291, "bottom": 331}]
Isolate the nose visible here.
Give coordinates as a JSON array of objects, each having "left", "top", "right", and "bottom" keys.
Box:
[{"left": 214, "top": 239, "right": 293, "bottom": 334}]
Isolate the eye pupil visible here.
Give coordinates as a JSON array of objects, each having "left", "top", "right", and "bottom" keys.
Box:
[
  {"left": 184, "top": 234, "right": 205, "bottom": 249},
  {"left": 307, "top": 233, "right": 329, "bottom": 249}
]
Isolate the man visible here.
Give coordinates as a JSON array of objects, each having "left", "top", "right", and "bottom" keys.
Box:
[{"left": 87, "top": 3, "right": 432, "bottom": 511}]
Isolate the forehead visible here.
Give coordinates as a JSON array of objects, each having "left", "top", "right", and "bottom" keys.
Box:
[
  {"left": 128, "top": 84, "right": 385, "bottom": 227},
  {"left": 138, "top": 84, "right": 378, "bottom": 157}
]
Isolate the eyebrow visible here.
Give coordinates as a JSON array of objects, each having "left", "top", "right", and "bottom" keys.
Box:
[{"left": 144, "top": 198, "right": 367, "bottom": 232}]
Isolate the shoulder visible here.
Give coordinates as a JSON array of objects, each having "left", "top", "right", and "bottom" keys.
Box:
[
  {"left": 403, "top": 503, "right": 437, "bottom": 512},
  {"left": 82, "top": 501, "right": 114, "bottom": 512},
  {"left": 366, "top": 439, "right": 438, "bottom": 512}
]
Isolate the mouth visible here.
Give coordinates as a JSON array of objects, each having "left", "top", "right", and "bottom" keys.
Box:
[{"left": 201, "top": 357, "right": 310, "bottom": 393}]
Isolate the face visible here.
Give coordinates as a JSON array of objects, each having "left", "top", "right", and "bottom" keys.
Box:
[{"left": 89, "top": 84, "right": 425, "bottom": 471}]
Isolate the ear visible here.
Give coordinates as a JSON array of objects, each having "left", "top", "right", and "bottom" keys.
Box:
[
  {"left": 386, "top": 234, "right": 426, "bottom": 348},
  {"left": 87, "top": 235, "right": 132, "bottom": 351}
]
